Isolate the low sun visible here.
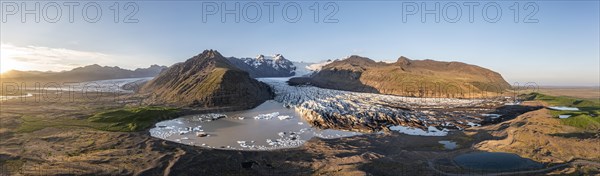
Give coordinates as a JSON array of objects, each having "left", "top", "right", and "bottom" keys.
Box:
[
  {"left": 0, "top": 58, "right": 22, "bottom": 73},
  {"left": 1, "top": 45, "right": 29, "bottom": 73}
]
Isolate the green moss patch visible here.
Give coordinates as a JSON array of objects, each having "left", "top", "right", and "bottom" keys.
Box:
[
  {"left": 524, "top": 93, "right": 600, "bottom": 130},
  {"left": 18, "top": 106, "right": 180, "bottom": 133}
]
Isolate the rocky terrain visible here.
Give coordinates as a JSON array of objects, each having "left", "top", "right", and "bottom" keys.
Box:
[
  {"left": 226, "top": 54, "right": 296, "bottom": 78},
  {"left": 290, "top": 55, "right": 511, "bottom": 98},
  {"left": 2, "top": 93, "right": 597, "bottom": 175},
  {"left": 0, "top": 64, "right": 166, "bottom": 82},
  {"left": 474, "top": 102, "right": 600, "bottom": 164},
  {"left": 141, "top": 50, "right": 273, "bottom": 108},
  {"left": 1, "top": 76, "right": 598, "bottom": 175},
  {"left": 2, "top": 52, "right": 597, "bottom": 175}
]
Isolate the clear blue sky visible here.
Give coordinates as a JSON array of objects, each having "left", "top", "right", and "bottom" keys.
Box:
[{"left": 1, "top": 1, "right": 598, "bottom": 86}]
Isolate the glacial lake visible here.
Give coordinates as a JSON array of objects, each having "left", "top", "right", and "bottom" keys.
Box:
[
  {"left": 454, "top": 152, "right": 544, "bottom": 172},
  {"left": 149, "top": 100, "right": 361, "bottom": 150}
]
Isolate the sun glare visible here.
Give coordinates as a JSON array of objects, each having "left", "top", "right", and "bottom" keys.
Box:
[
  {"left": 1, "top": 44, "right": 30, "bottom": 73},
  {"left": 1, "top": 58, "right": 21, "bottom": 73}
]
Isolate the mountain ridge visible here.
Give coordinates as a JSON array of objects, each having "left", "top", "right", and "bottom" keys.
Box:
[
  {"left": 0, "top": 64, "right": 167, "bottom": 82},
  {"left": 141, "top": 50, "right": 273, "bottom": 108},
  {"left": 226, "top": 54, "right": 296, "bottom": 78},
  {"left": 290, "top": 55, "right": 511, "bottom": 98}
]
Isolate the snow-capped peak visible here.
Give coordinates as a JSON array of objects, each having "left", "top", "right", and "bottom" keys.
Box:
[
  {"left": 256, "top": 54, "right": 265, "bottom": 61},
  {"left": 273, "top": 54, "right": 284, "bottom": 61},
  {"left": 236, "top": 54, "right": 296, "bottom": 73},
  {"left": 255, "top": 54, "right": 285, "bottom": 61}
]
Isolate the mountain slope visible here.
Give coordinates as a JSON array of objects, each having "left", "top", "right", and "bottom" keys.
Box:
[
  {"left": 226, "top": 54, "right": 296, "bottom": 78},
  {"left": 0, "top": 64, "right": 166, "bottom": 82},
  {"left": 141, "top": 50, "right": 273, "bottom": 108},
  {"left": 290, "top": 55, "right": 511, "bottom": 98}
]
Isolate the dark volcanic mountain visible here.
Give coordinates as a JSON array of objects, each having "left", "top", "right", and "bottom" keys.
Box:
[
  {"left": 141, "top": 50, "right": 273, "bottom": 108},
  {"left": 1, "top": 64, "right": 166, "bottom": 82},
  {"left": 226, "top": 54, "right": 296, "bottom": 78},
  {"left": 290, "top": 55, "right": 511, "bottom": 98}
]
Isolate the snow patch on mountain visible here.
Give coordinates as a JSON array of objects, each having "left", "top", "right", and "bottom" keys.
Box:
[
  {"left": 291, "top": 61, "right": 313, "bottom": 77},
  {"left": 226, "top": 54, "right": 296, "bottom": 77},
  {"left": 306, "top": 60, "right": 334, "bottom": 71},
  {"left": 240, "top": 54, "right": 295, "bottom": 72}
]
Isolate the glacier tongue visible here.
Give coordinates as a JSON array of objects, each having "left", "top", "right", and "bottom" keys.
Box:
[{"left": 258, "top": 77, "right": 501, "bottom": 133}]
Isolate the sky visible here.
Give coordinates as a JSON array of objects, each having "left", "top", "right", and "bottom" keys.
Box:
[{"left": 0, "top": 1, "right": 599, "bottom": 86}]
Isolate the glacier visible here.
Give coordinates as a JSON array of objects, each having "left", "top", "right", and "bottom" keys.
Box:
[{"left": 258, "top": 77, "right": 504, "bottom": 133}]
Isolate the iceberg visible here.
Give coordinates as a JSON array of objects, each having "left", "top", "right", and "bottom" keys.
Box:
[
  {"left": 277, "top": 115, "right": 292, "bottom": 120},
  {"left": 253, "top": 112, "right": 280, "bottom": 120}
]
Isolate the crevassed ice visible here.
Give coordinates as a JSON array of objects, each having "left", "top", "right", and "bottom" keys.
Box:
[{"left": 257, "top": 77, "right": 488, "bottom": 131}]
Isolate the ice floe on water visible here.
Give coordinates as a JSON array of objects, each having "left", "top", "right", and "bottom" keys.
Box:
[
  {"left": 466, "top": 122, "right": 481, "bottom": 127},
  {"left": 277, "top": 115, "right": 292, "bottom": 120},
  {"left": 191, "top": 113, "right": 227, "bottom": 122},
  {"left": 253, "top": 112, "right": 279, "bottom": 120},
  {"left": 250, "top": 112, "right": 293, "bottom": 120},
  {"left": 548, "top": 106, "right": 579, "bottom": 111},
  {"left": 388, "top": 126, "right": 449, "bottom": 136},
  {"left": 481, "top": 114, "right": 502, "bottom": 119}
]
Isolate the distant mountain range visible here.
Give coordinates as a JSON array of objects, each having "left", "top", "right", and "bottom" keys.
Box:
[
  {"left": 290, "top": 55, "right": 510, "bottom": 98},
  {"left": 141, "top": 50, "right": 273, "bottom": 108},
  {"left": 1, "top": 64, "right": 167, "bottom": 82},
  {"left": 226, "top": 54, "right": 296, "bottom": 78},
  {"left": 1, "top": 50, "right": 512, "bottom": 102}
]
